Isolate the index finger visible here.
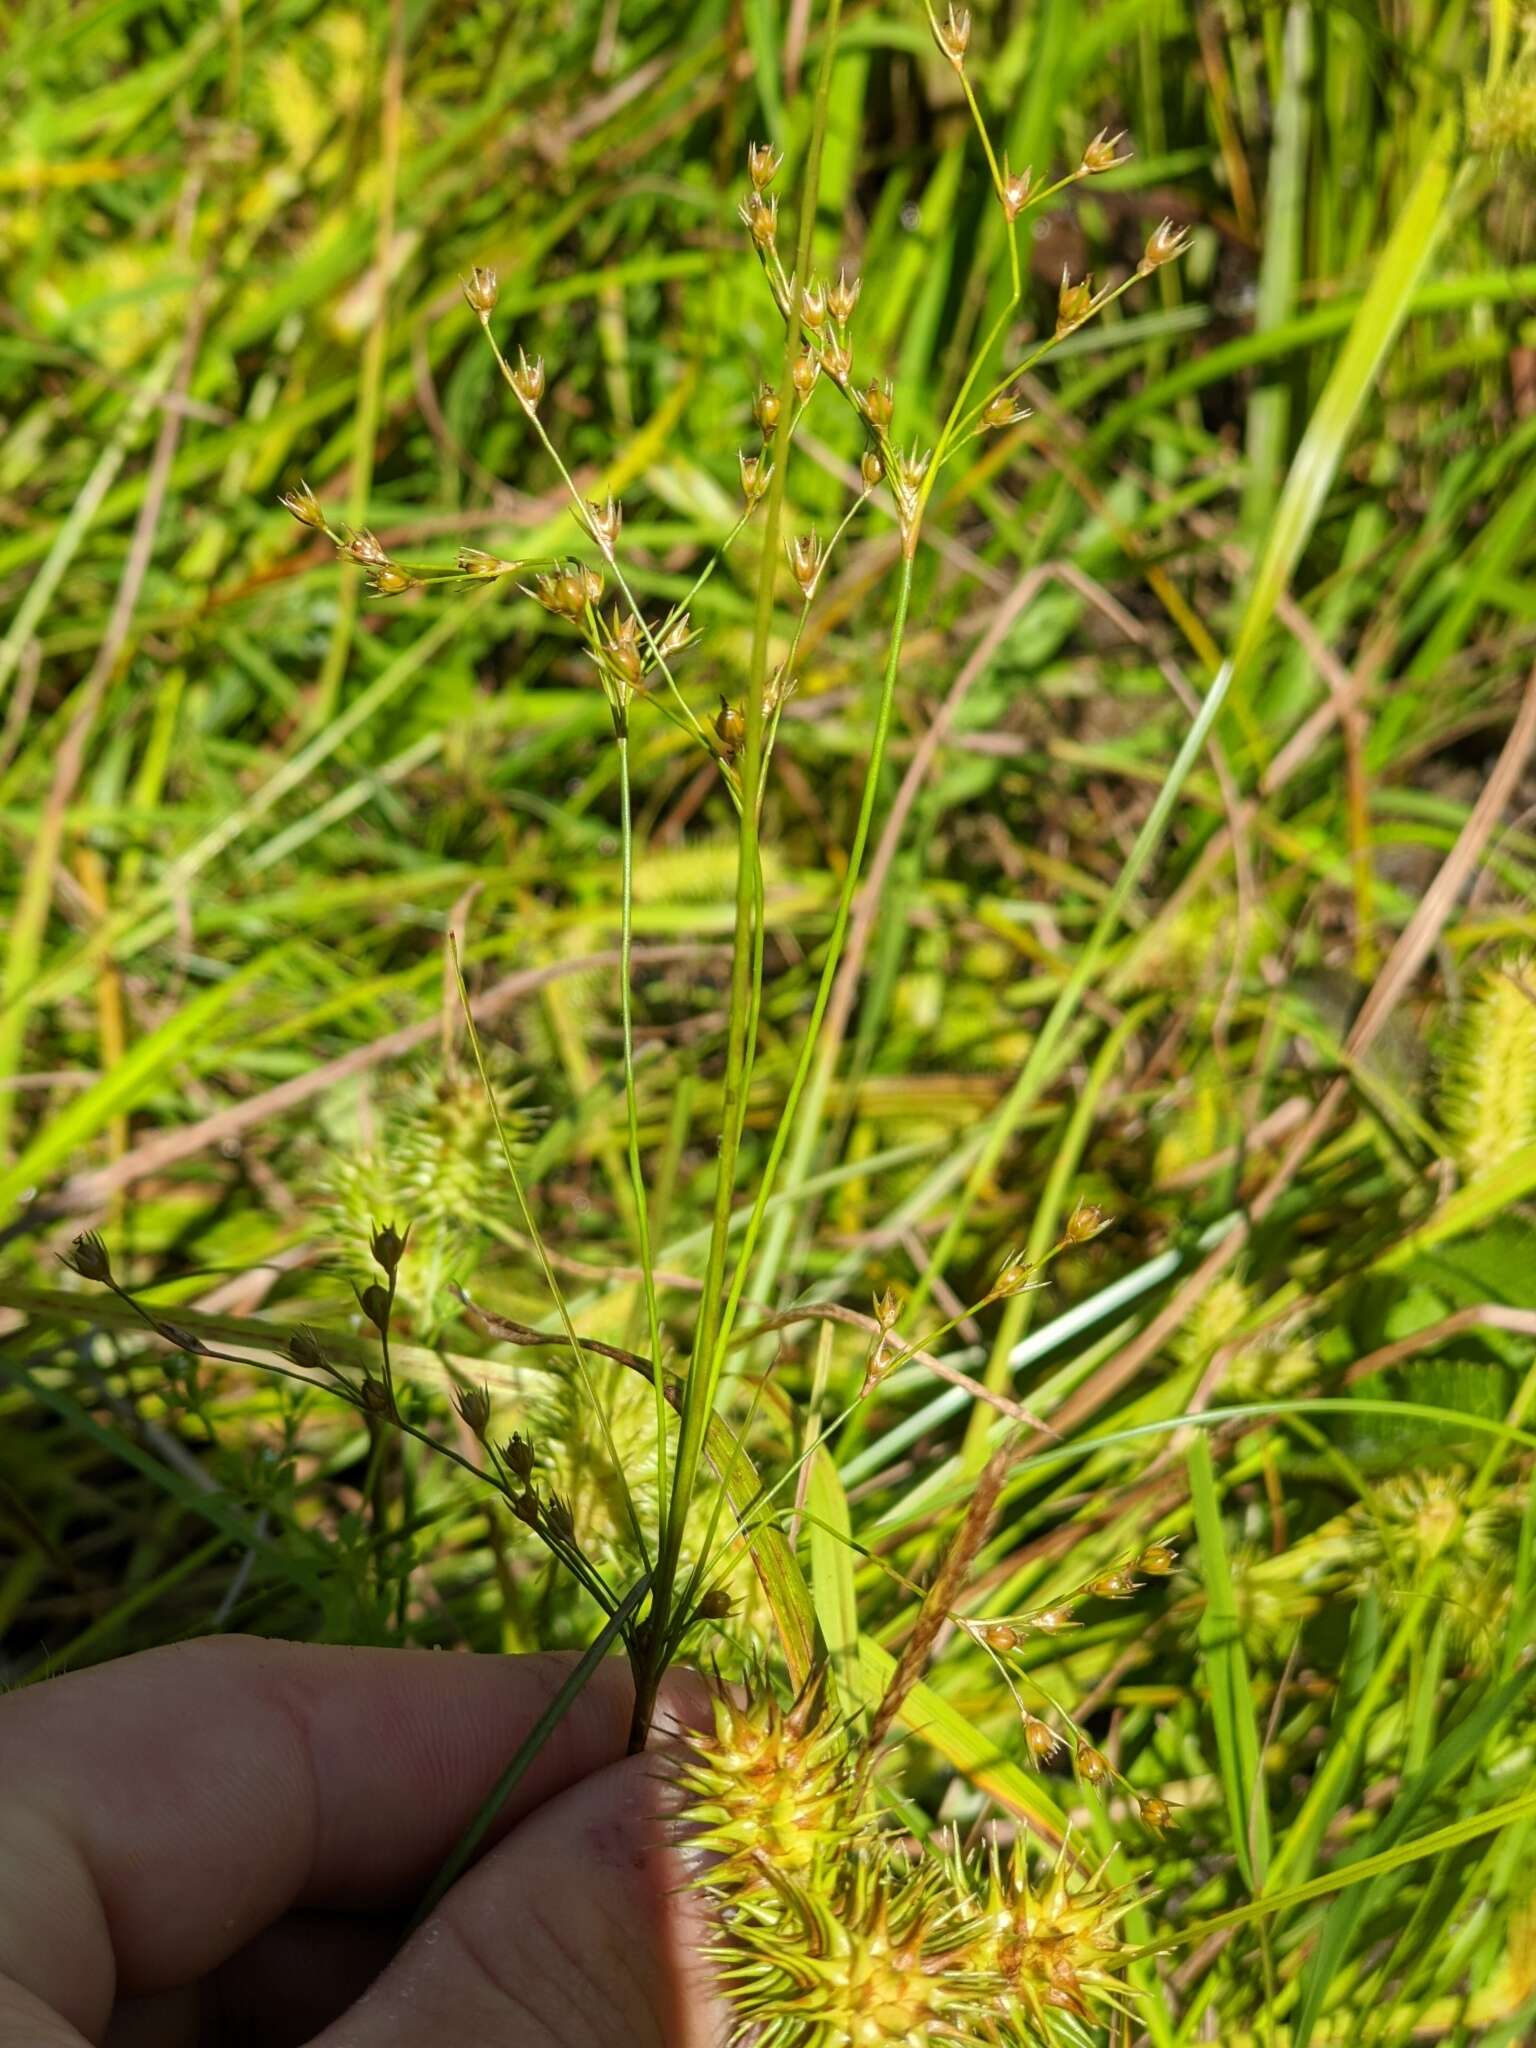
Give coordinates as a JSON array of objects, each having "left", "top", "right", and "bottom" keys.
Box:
[{"left": 0, "top": 1635, "right": 652, "bottom": 2041}]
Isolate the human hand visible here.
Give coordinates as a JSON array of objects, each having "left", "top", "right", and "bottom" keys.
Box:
[{"left": 0, "top": 1636, "right": 721, "bottom": 2047}]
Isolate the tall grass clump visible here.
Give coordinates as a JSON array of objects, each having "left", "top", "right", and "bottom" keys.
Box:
[{"left": 7, "top": 0, "right": 1536, "bottom": 2039}]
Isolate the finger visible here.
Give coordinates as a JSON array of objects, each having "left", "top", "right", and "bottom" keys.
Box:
[
  {"left": 310, "top": 1752, "right": 725, "bottom": 2048},
  {"left": 104, "top": 1913, "right": 400, "bottom": 2048},
  {"left": 0, "top": 1635, "right": 661, "bottom": 2040}
]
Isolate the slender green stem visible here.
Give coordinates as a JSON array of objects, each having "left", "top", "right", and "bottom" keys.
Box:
[
  {"left": 637, "top": 0, "right": 846, "bottom": 1747},
  {"left": 615, "top": 725, "right": 669, "bottom": 1500}
]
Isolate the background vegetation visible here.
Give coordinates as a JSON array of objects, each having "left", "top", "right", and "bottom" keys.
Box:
[{"left": 3, "top": 0, "right": 1536, "bottom": 2039}]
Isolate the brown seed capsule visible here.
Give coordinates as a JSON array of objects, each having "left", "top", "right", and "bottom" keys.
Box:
[
  {"left": 982, "top": 1622, "right": 1019, "bottom": 1652},
  {"left": 367, "top": 563, "right": 415, "bottom": 597},
  {"left": 343, "top": 527, "right": 389, "bottom": 567},
  {"left": 278, "top": 480, "right": 327, "bottom": 530},
  {"left": 1088, "top": 1567, "right": 1139, "bottom": 1600},
  {"left": 1139, "top": 216, "right": 1192, "bottom": 275},
  {"left": 511, "top": 348, "right": 545, "bottom": 410},
  {"left": 1138, "top": 1794, "right": 1174, "bottom": 1832},
  {"left": 739, "top": 449, "right": 772, "bottom": 504},
  {"left": 932, "top": 1, "right": 970, "bottom": 66},
  {"left": 799, "top": 278, "right": 827, "bottom": 330},
  {"left": 1064, "top": 1201, "right": 1108, "bottom": 1243},
  {"left": 63, "top": 1231, "right": 113, "bottom": 1283},
  {"left": 791, "top": 348, "right": 820, "bottom": 403},
  {"left": 462, "top": 265, "right": 498, "bottom": 318},
  {"left": 532, "top": 567, "right": 591, "bottom": 620},
  {"left": 586, "top": 494, "right": 622, "bottom": 556},
  {"left": 860, "top": 448, "right": 883, "bottom": 491},
  {"left": 1024, "top": 1718, "right": 1062, "bottom": 1765},
  {"left": 981, "top": 389, "right": 1031, "bottom": 430},
  {"left": 747, "top": 140, "right": 781, "bottom": 191},
  {"left": 828, "top": 266, "right": 861, "bottom": 324},
  {"left": 1026, "top": 1606, "right": 1078, "bottom": 1634},
  {"left": 1077, "top": 1743, "right": 1111, "bottom": 1785},
  {"left": 754, "top": 382, "right": 781, "bottom": 433},
  {"left": 990, "top": 1251, "right": 1036, "bottom": 1299},
  {"left": 1056, "top": 269, "right": 1095, "bottom": 335},
  {"left": 1081, "top": 128, "right": 1130, "bottom": 175},
  {"left": 786, "top": 531, "right": 823, "bottom": 596},
  {"left": 454, "top": 1382, "right": 493, "bottom": 1437},
  {"left": 715, "top": 696, "right": 745, "bottom": 761},
  {"left": 738, "top": 191, "right": 779, "bottom": 248},
  {"left": 821, "top": 337, "right": 852, "bottom": 382},
  {"left": 458, "top": 546, "right": 514, "bottom": 577},
  {"left": 1138, "top": 1542, "right": 1179, "bottom": 1575},
  {"left": 1000, "top": 154, "right": 1032, "bottom": 221},
  {"left": 697, "top": 1587, "right": 734, "bottom": 1620},
  {"left": 513, "top": 1488, "right": 540, "bottom": 1527},
  {"left": 862, "top": 377, "right": 895, "bottom": 428}
]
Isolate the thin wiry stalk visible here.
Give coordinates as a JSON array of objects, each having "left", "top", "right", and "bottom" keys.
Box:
[{"left": 640, "top": 0, "right": 849, "bottom": 1749}]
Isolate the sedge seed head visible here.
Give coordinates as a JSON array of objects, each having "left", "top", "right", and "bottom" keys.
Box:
[
  {"left": 1082, "top": 127, "right": 1131, "bottom": 174},
  {"left": 462, "top": 264, "right": 498, "bottom": 317},
  {"left": 747, "top": 139, "right": 782, "bottom": 190},
  {"left": 739, "top": 448, "right": 773, "bottom": 505},
  {"left": 1089, "top": 1566, "right": 1139, "bottom": 1600},
  {"left": 342, "top": 527, "right": 389, "bottom": 567},
  {"left": 63, "top": 1230, "right": 113, "bottom": 1284},
  {"left": 586, "top": 494, "right": 622, "bottom": 555},
  {"left": 1000, "top": 154, "right": 1032, "bottom": 220},
  {"left": 511, "top": 348, "right": 546, "bottom": 409},
  {"left": 787, "top": 530, "right": 823, "bottom": 596},
  {"left": 738, "top": 189, "right": 779, "bottom": 248},
  {"left": 454, "top": 1382, "right": 493, "bottom": 1438},
  {"left": 503, "top": 1432, "right": 537, "bottom": 1481},
  {"left": 367, "top": 562, "right": 415, "bottom": 596},
  {"left": 1064, "top": 1200, "right": 1109, "bottom": 1243},
  {"left": 715, "top": 695, "right": 745, "bottom": 760},
  {"left": 862, "top": 376, "right": 895, "bottom": 428},
  {"left": 286, "top": 1325, "right": 328, "bottom": 1372},
  {"left": 278, "top": 479, "right": 326, "bottom": 530},
  {"left": 1140, "top": 216, "right": 1192, "bottom": 274},
  {"left": 457, "top": 546, "right": 515, "bottom": 577},
  {"left": 933, "top": 2, "right": 971, "bottom": 67},
  {"left": 821, "top": 335, "right": 852, "bottom": 381},
  {"left": 1057, "top": 268, "right": 1095, "bottom": 335},
  {"left": 1024, "top": 1718, "right": 1062, "bottom": 1765},
  {"left": 828, "top": 266, "right": 861, "bottom": 324}
]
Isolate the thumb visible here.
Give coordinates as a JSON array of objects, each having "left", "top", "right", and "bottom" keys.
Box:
[{"left": 308, "top": 1751, "right": 724, "bottom": 2048}]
